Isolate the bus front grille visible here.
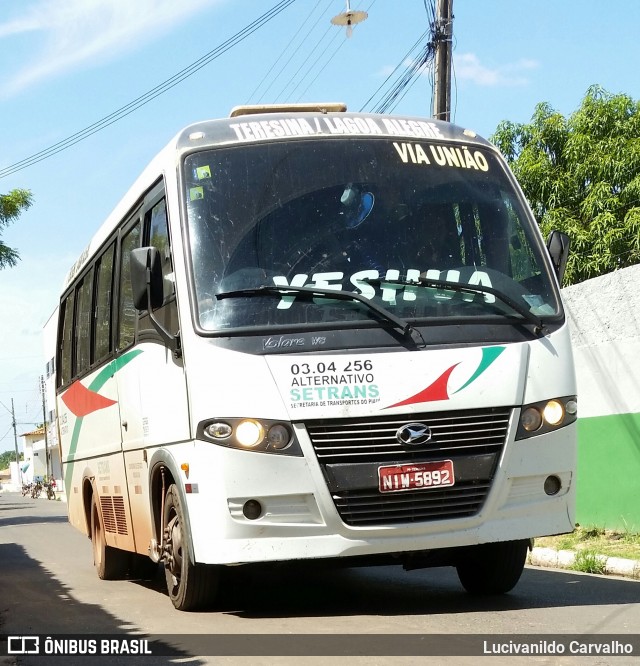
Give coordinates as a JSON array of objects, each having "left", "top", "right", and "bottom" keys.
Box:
[{"left": 304, "top": 407, "right": 511, "bottom": 526}]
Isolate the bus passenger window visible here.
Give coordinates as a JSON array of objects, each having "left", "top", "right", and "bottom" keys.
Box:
[
  {"left": 94, "top": 244, "right": 114, "bottom": 362},
  {"left": 118, "top": 221, "right": 141, "bottom": 349},
  {"left": 59, "top": 292, "right": 75, "bottom": 387},
  {"left": 75, "top": 268, "right": 94, "bottom": 376}
]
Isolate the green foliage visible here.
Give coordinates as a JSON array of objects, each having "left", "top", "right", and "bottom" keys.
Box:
[
  {"left": 536, "top": 525, "right": 640, "bottom": 562},
  {"left": 491, "top": 86, "right": 640, "bottom": 285},
  {"left": 571, "top": 549, "right": 607, "bottom": 575},
  {"left": 0, "top": 449, "right": 22, "bottom": 470},
  {"left": 0, "top": 188, "right": 33, "bottom": 269}
]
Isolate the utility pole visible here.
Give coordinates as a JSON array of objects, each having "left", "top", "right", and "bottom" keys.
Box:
[
  {"left": 432, "top": 0, "right": 453, "bottom": 122},
  {"left": 11, "top": 398, "right": 22, "bottom": 485},
  {"left": 40, "top": 375, "right": 51, "bottom": 479}
]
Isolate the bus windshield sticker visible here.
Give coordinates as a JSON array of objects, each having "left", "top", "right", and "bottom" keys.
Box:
[
  {"left": 393, "top": 142, "right": 490, "bottom": 172},
  {"left": 271, "top": 268, "right": 496, "bottom": 309},
  {"left": 194, "top": 165, "right": 212, "bottom": 180},
  {"left": 189, "top": 186, "right": 204, "bottom": 201}
]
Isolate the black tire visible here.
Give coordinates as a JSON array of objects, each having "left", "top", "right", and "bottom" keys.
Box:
[
  {"left": 90, "top": 496, "right": 129, "bottom": 580},
  {"left": 456, "top": 540, "right": 529, "bottom": 595},
  {"left": 163, "top": 484, "right": 219, "bottom": 611},
  {"left": 47, "top": 487, "right": 56, "bottom": 500}
]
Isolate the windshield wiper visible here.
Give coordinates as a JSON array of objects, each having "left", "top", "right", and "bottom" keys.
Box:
[
  {"left": 215, "top": 284, "right": 423, "bottom": 343},
  {"left": 361, "top": 276, "right": 546, "bottom": 336}
]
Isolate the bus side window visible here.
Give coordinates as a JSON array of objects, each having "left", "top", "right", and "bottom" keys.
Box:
[
  {"left": 141, "top": 196, "right": 180, "bottom": 341},
  {"left": 118, "top": 221, "right": 141, "bottom": 350},
  {"left": 58, "top": 291, "right": 75, "bottom": 388},
  {"left": 93, "top": 243, "right": 115, "bottom": 363},
  {"left": 75, "top": 268, "right": 94, "bottom": 377},
  {"left": 148, "top": 199, "right": 175, "bottom": 305}
]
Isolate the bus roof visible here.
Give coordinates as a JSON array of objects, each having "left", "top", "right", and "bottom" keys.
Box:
[{"left": 174, "top": 106, "right": 491, "bottom": 154}]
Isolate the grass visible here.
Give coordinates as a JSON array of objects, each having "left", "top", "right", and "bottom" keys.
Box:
[
  {"left": 535, "top": 525, "right": 640, "bottom": 563},
  {"left": 571, "top": 549, "right": 607, "bottom": 575}
]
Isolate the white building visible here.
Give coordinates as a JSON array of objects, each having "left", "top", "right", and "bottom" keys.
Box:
[{"left": 20, "top": 426, "right": 61, "bottom": 484}]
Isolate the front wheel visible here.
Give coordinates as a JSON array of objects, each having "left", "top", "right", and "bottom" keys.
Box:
[
  {"left": 456, "top": 540, "right": 529, "bottom": 595},
  {"left": 47, "top": 486, "right": 56, "bottom": 500},
  {"left": 163, "top": 484, "right": 219, "bottom": 611}
]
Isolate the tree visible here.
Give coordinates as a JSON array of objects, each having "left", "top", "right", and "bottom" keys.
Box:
[
  {"left": 0, "top": 188, "right": 33, "bottom": 268},
  {"left": 491, "top": 86, "right": 640, "bottom": 285},
  {"left": 0, "top": 449, "right": 23, "bottom": 470}
]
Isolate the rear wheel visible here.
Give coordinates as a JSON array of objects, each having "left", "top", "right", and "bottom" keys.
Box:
[
  {"left": 456, "top": 540, "right": 529, "bottom": 595},
  {"left": 163, "top": 484, "right": 219, "bottom": 611},
  {"left": 90, "top": 496, "right": 129, "bottom": 580}
]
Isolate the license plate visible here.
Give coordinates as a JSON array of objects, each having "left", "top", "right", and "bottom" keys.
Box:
[{"left": 378, "top": 460, "right": 455, "bottom": 493}]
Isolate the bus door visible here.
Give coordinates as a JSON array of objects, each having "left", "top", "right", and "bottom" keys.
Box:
[{"left": 117, "top": 192, "right": 190, "bottom": 553}]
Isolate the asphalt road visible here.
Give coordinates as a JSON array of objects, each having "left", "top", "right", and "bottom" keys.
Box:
[{"left": 1, "top": 492, "right": 639, "bottom": 665}]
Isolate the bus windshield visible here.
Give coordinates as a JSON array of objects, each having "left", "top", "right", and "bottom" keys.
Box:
[{"left": 183, "top": 138, "right": 560, "bottom": 333}]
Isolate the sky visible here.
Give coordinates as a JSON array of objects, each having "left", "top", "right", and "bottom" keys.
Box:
[{"left": 1, "top": 0, "right": 639, "bottom": 454}]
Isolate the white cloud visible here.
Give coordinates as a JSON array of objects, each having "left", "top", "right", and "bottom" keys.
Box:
[
  {"left": 0, "top": 0, "right": 219, "bottom": 97},
  {"left": 454, "top": 53, "right": 539, "bottom": 87}
]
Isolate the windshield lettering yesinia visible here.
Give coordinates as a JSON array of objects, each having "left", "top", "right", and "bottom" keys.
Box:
[{"left": 184, "top": 138, "right": 560, "bottom": 334}]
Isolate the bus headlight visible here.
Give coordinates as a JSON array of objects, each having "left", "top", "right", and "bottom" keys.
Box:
[
  {"left": 542, "top": 400, "right": 564, "bottom": 426},
  {"left": 236, "top": 420, "right": 264, "bottom": 447},
  {"left": 521, "top": 407, "right": 543, "bottom": 432},
  {"left": 516, "top": 396, "right": 577, "bottom": 439},
  {"left": 198, "top": 417, "right": 302, "bottom": 456},
  {"left": 266, "top": 424, "right": 292, "bottom": 450}
]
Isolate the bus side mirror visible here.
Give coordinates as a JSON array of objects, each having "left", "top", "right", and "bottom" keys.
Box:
[
  {"left": 546, "top": 230, "right": 570, "bottom": 284},
  {"left": 130, "top": 246, "right": 181, "bottom": 357},
  {"left": 131, "top": 246, "right": 164, "bottom": 311}
]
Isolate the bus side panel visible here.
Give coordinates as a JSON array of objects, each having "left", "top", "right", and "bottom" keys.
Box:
[
  {"left": 57, "top": 368, "right": 136, "bottom": 552},
  {"left": 123, "top": 450, "right": 153, "bottom": 555},
  {"left": 117, "top": 342, "right": 190, "bottom": 554},
  {"left": 91, "top": 451, "right": 137, "bottom": 552}
]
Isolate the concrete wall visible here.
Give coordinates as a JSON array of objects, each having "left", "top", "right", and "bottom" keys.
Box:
[{"left": 562, "top": 264, "right": 640, "bottom": 531}]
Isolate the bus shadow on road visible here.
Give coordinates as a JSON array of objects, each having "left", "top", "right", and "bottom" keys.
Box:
[
  {"left": 0, "top": 542, "right": 204, "bottom": 664},
  {"left": 216, "top": 561, "right": 639, "bottom": 619}
]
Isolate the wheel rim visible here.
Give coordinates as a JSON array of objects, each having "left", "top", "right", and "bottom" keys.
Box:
[{"left": 165, "top": 509, "right": 183, "bottom": 590}]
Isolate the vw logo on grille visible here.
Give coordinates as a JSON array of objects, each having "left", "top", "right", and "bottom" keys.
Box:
[{"left": 396, "top": 423, "right": 432, "bottom": 446}]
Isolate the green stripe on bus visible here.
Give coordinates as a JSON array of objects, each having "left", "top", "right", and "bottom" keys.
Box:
[
  {"left": 63, "top": 349, "right": 143, "bottom": 495},
  {"left": 453, "top": 345, "right": 505, "bottom": 394}
]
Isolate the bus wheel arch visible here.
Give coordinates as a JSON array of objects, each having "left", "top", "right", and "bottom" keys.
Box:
[
  {"left": 149, "top": 460, "right": 173, "bottom": 551},
  {"left": 161, "top": 482, "right": 219, "bottom": 611},
  {"left": 81, "top": 475, "right": 95, "bottom": 537}
]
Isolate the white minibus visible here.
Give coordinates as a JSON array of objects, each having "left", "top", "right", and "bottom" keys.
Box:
[{"left": 56, "top": 103, "right": 576, "bottom": 610}]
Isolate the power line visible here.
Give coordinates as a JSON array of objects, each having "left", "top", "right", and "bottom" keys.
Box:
[
  {"left": 375, "top": 43, "right": 432, "bottom": 114},
  {"left": 285, "top": 27, "right": 343, "bottom": 101},
  {"left": 359, "top": 29, "right": 429, "bottom": 112},
  {"left": 0, "top": 0, "right": 298, "bottom": 180},
  {"left": 294, "top": 37, "right": 347, "bottom": 103},
  {"left": 293, "top": 0, "right": 377, "bottom": 103},
  {"left": 247, "top": 0, "right": 332, "bottom": 104},
  {"left": 272, "top": 19, "right": 336, "bottom": 102}
]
